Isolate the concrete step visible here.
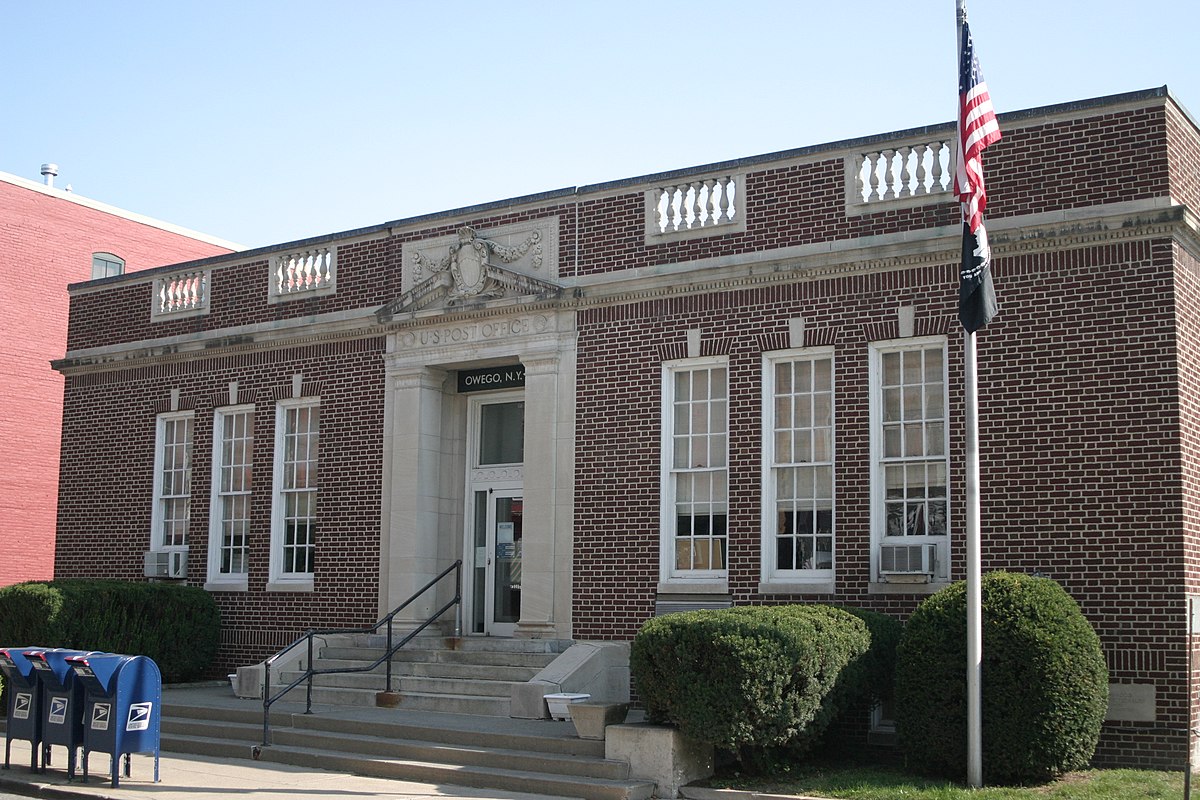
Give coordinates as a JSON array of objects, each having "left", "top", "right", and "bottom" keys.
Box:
[
  {"left": 271, "top": 683, "right": 510, "bottom": 715},
  {"left": 161, "top": 719, "right": 627, "bottom": 780},
  {"left": 271, "top": 684, "right": 384, "bottom": 707},
  {"left": 280, "top": 670, "right": 523, "bottom": 699},
  {"left": 389, "top": 690, "right": 510, "bottom": 716},
  {"left": 312, "top": 657, "right": 540, "bottom": 682},
  {"left": 160, "top": 690, "right": 650, "bottom": 800},
  {"left": 319, "top": 646, "right": 557, "bottom": 669},
  {"left": 163, "top": 702, "right": 606, "bottom": 758},
  {"left": 162, "top": 732, "right": 654, "bottom": 800},
  {"left": 351, "top": 636, "right": 573, "bottom": 655}
]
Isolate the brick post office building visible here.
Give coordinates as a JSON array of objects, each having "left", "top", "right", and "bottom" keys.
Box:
[
  {"left": 52, "top": 87, "right": 1200, "bottom": 767},
  {"left": 0, "top": 168, "right": 237, "bottom": 588}
]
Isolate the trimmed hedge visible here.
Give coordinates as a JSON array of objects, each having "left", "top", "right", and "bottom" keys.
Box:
[
  {"left": 836, "top": 606, "right": 903, "bottom": 711},
  {"left": 631, "top": 604, "right": 871, "bottom": 762},
  {"left": 894, "top": 571, "right": 1108, "bottom": 784},
  {"left": 0, "top": 580, "right": 221, "bottom": 683}
]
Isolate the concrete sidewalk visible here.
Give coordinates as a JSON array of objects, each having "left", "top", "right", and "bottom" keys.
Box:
[
  {"left": 0, "top": 739, "right": 566, "bottom": 800},
  {"left": 0, "top": 739, "right": 823, "bottom": 800}
]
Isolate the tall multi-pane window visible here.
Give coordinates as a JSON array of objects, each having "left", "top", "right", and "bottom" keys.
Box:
[
  {"left": 871, "top": 338, "right": 949, "bottom": 580},
  {"left": 763, "top": 351, "right": 834, "bottom": 581},
  {"left": 152, "top": 412, "right": 193, "bottom": 550},
  {"left": 271, "top": 400, "right": 319, "bottom": 584},
  {"left": 661, "top": 359, "right": 728, "bottom": 580},
  {"left": 209, "top": 407, "right": 253, "bottom": 584}
]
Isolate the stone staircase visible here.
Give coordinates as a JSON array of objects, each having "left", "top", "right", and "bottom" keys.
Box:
[
  {"left": 158, "top": 684, "right": 655, "bottom": 800},
  {"left": 275, "top": 636, "right": 571, "bottom": 716}
]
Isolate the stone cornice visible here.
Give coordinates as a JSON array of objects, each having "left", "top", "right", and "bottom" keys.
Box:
[
  {"left": 54, "top": 198, "right": 1196, "bottom": 378},
  {"left": 569, "top": 198, "right": 1191, "bottom": 311}
]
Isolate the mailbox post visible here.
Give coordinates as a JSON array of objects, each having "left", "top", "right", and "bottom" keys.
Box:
[
  {"left": 0, "top": 647, "right": 41, "bottom": 772},
  {"left": 67, "top": 653, "right": 161, "bottom": 788},
  {"left": 24, "top": 648, "right": 96, "bottom": 779}
]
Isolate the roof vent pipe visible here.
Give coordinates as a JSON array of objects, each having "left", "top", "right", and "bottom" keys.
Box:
[{"left": 40, "top": 163, "right": 58, "bottom": 188}]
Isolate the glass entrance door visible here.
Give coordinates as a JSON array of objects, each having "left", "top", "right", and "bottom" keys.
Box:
[
  {"left": 466, "top": 396, "right": 524, "bottom": 636},
  {"left": 469, "top": 488, "right": 523, "bottom": 636}
]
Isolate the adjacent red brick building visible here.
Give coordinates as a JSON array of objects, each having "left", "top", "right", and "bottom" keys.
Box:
[
  {"left": 52, "top": 87, "right": 1200, "bottom": 767},
  {"left": 0, "top": 170, "right": 237, "bottom": 587}
]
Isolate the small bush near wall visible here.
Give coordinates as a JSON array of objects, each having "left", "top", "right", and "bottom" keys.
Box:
[
  {"left": 631, "top": 605, "right": 872, "bottom": 766},
  {"left": 895, "top": 571, "right": 1108, "bottom": 784},
  {"left": 0, "top": 580, "right": 221, "bottom": 683},
  {"left": 836, "top": 606, "right": 903, "bottom": 713}
]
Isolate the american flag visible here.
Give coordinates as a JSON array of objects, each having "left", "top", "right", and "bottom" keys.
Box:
[{"left": 955, "top": 0, "right": 1001, "bottom": 333}]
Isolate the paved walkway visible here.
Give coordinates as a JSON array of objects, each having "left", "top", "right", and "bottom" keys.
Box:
[
  {"left": 0, "top": 738, "right": 578, "bottom": 800},
  {"left": 0, "top": 741, "right": 823, "bottom": 800}
]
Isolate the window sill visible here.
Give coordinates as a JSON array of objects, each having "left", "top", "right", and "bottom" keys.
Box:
[
  {"left": 657, "top": 580, "right": 728, "bottom": 595},
  {"left": 867, "top": 580, "right": 945, "bottom": 596},
  {"left": 266, "top": 578, "right": 314, "bottom": 593},
  {"left": 204, "top": 579, "right": 248, "bottom": 593},
  {"left": 757, "top": 581, "right": 835, "bottom": 596}
]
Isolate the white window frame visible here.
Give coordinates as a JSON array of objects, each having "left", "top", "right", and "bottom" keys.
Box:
[
  {"left": 206, "top": 405, "right": 254, "bottom": 590},
  {"left": 760, "top": 348, "right": 835, "bottom": 591},
  {"left": 91, "top": 252, "right": 125, "bottom": 279},
  {"left": 659, "top": 356, "right": 729, "bottom": 588},
  {"left": 150, "top": 411, "right": 194, "bottom": 554},
  {"left": 869, "top": 336, "right": 950, "bottom": 585},
  {"left": 268, "top": 398, "right": 319, "bottom": 591}
]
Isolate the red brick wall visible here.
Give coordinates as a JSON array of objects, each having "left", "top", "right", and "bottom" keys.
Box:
[
  {"left": 1174, "top": 242, "right": 1200, "bottom": 766},
  {"left": 55, "top": 337, "right": 385, "bottom": 672},
  {"left": 1167, "top": 103, "right": 1200, "bottom": 213},
  {"left": 574, "top": 237, "right": 1186, "bottom": 766},
  {"left": 64, "top": 104, "right": 1171, "bottom": 352},
  {"left": 566, "top": 106, "right": 1171, "bottom": 280},
  {"left": 0, "top": 181, "right": 231, "bottom": 587},
  {"left": 66, "top": 206, "right": 581, "bottom": 352}
]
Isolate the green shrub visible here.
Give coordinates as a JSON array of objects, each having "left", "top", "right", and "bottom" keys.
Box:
[
  {"left": 631, "top": 604, "right": 871, "bottom": 763},
  {"left": 0, "top": 580, "right": 221, "bottom": 683},
  {"left": 836, "top": 606, "right": 903, "bottom": 710},
  {"left": 894, "top": 571, "right": 1108, "bottom": 784}
]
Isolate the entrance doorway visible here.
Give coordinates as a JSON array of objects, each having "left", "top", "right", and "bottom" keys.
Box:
[
  {"left": 469, "top": 488, "right": 523, "bottom": 636},
  {"left": 465, "top": 396, "right": 524, "bottom": 636}
]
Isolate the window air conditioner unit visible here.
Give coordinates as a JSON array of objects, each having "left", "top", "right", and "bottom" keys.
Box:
[
  {"left": 879, "top": 543, "right": 937, "bottom": 581},
  {"left": 143, "top": 550, "right": 187, "bottom": 580}
]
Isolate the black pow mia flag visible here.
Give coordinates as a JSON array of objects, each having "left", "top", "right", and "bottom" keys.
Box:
[{"left": 960, "top": 223, "right": 998, "bottom": 333}]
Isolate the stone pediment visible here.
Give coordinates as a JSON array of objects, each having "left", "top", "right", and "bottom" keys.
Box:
[
  {"left": 377, "top": 260, "right": 562, "bottom": 322},
  {"left": 380, "top": 220, "right": 562, "bottom": 322}
]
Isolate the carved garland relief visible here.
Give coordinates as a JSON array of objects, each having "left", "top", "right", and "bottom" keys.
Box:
[{"left": 410, "top": 225, "right": 543, "bottom": 303}]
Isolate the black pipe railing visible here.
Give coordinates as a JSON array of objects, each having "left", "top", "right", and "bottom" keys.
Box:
[{"left": 259, "top": 560, "right": 462, "bottom": 746}]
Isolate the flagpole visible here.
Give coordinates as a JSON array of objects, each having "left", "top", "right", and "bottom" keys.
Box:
[
  {"left": 965, "top": 326, "right": 983, "bottom": 788},
  {"left": 956, "top": 0, "right": 984, "bottom": 788}
]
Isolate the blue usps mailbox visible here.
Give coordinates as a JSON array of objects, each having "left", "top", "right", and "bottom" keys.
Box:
[
  {"left": 0, "top": 647, "right": 42, "bottom": 772},
  {"left": 67, "top": 653, "right": 160, "bottom": 788},
  {"left": 24, "top": 648, "right": 96, "bottom": 779}
]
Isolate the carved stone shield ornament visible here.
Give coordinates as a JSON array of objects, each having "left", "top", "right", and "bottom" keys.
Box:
[
  {"left": 444, "top": 226, "right": 506, "bottom": 302},
  {"left": 449, "top": 227, "right": 489, "bottom": 298}
]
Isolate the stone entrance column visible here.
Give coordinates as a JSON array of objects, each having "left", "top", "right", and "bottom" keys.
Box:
[
  {"left": 515, "top": 347, "right": 575, "bottom": 640},
  {"left": 380, "top": 365, "right": 451, "bottom": 626}
]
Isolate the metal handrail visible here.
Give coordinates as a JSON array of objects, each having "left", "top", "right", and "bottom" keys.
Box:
[{"left": 259, "top": 559, "right": 462, "bottom": 745}]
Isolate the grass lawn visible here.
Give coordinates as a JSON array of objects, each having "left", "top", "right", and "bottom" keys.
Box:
[{"left": 703, "top": 763, "right": 1186, "bottom": 799}]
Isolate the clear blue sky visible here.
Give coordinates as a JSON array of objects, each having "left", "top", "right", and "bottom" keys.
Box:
[{"left": 5, "top": 1, "right": 1198, "bottom": 250}]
